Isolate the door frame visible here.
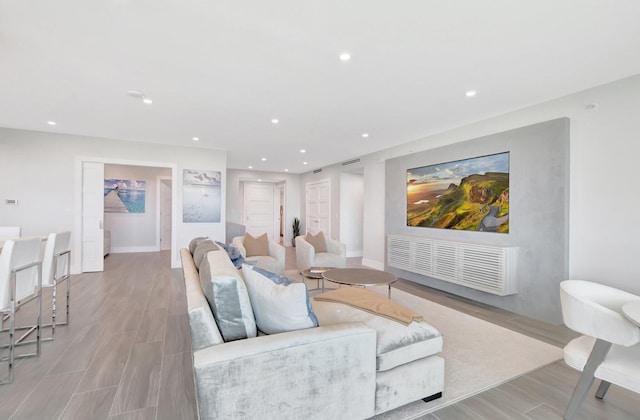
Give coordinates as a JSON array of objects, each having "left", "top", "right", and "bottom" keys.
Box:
[
  {"left": 74, "top": 157, "right": 178, "bottom": 273},
  {"left": 305, "top": 178, "right": 331, "bottom": 236},
  {"left": 156, "top": 176, "right": 172, "bottom": 251}
]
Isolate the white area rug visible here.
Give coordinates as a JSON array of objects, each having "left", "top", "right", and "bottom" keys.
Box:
[{"left": 285, "top": 271, "right": 564, "bottom": 419}]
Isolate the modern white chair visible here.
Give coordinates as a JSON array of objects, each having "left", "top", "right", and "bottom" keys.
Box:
[
  {"left": 560, "top": 280, "right": 640, "bottom": 419},
  {"left": 0, "top": 237, "right": 43, "bottom": 384},
  {"left": 232, "top": 234, "right": 285, "bottom": 275},
  {"left": 295, "top": 232, "right": 346, "bottom": 274},
  {"left": 41, "top": 231, "right": 71, "bottom": 341},
  {"left": 0, "top": 226, "right": 21, "bottom": 241}
]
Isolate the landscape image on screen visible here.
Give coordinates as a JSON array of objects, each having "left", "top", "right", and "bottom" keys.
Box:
[{"left": 407, "top": 152, "right": 509, "bottom": 233}]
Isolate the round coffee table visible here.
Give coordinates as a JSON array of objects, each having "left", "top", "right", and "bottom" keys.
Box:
[
  {"left": 302, "top": 267, "right": 332, "bottom": 292},
  {"left": 322, "top": 268, "right": 397, "bottom": 299}
]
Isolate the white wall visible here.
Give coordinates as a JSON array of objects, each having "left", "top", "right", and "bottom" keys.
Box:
[
  {"left": 360, "top": 74, "right": 640, "bottom": 297},
  {"left": 226, "top": 169, "right": 300, "bottom": 246},
  {"left": 0, "top": 128, "right": 227, "bottom": 269},
  {"left": 104, "top": 164, "right": 171, "bottom": 252},
  {"left": 339, "top": 172, "right": 364, "bottom": 257}
]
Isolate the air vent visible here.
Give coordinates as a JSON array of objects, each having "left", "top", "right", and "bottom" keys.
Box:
[
  {"left": 341, "top": 158, "right": 360, "bottom": 166},
  {"left": 313, "top": 169, "right": 323, "bottom": 174},
  {"left": 387, "top": 234, "right": 518, "bottom": 296}
]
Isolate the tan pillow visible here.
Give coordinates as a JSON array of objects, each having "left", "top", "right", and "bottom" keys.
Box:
[
  {"left": 306, "top": 231, "right": 327, "bottom": 253},
  {"left": 244, "top": 233, "right": 269, "bottom": 257}
]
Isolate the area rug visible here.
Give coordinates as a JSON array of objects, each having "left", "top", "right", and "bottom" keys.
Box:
[{"left": 285, "top": 271, "right": 564, "bottom": 419}]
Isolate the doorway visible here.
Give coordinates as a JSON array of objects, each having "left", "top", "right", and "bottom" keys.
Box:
[
  {"left": 305, "top": 179, "right": 331, "bottom": 236},
  {"left": 243, "top": 182, "right": 278, "bottom": 240}
]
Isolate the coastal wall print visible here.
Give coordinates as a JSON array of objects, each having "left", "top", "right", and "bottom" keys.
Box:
[
  {"left": 104, "top": 179, "right": 146, "bottom": 213},
  {"left": 183, "top": 169, "right": 221, "bottom": 223},
  {"left": 406, "top": 152, "right": 510, "bottom": 233}
]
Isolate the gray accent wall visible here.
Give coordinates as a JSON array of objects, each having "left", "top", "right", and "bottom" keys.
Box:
[{"left": 385, "top": 118, "right": 570, "bottom": 324}]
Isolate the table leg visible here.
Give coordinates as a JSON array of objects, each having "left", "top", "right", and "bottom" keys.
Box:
[{"left": 388, "top": 284, "right": 391, "bottom": 299}]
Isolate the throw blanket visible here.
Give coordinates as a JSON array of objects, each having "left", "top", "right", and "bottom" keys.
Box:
[{"left": 314, "top": 287, "right": 424, "bottom": 326}]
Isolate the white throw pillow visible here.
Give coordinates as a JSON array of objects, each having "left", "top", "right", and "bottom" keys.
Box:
[{"left": 242, "top": 264, "right": 318, "bottom": 334}]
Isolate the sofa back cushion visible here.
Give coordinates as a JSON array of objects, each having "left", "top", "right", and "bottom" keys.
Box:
[
  {"left": 193, "top": 239, "right": 220, "bottom": 270},
  {"left": 180, "top": 249, "right": 224, "bottom": 351},
  {"left": 189, "top": 237, "right": 208, "bottom": 255},
  {"left": 199, "top": 250, "right": 257, "bottom": 341},
  {"left": 243, "top": 264, "right": 318, "bottom": 334},
  {"left": 243, "top": 233, "right": 269, "bottom": 257},
  {"left": 215, "top": 241, "right": 246, "bottom": 269},
  {"left": 306, "top": 231, "right": 327, "bottom": 253}
]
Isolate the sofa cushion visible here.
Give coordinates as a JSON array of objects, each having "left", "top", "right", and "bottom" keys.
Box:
[
  {"left": 199, "top": 251, "right": 257, "bottom": 341},
  {"left": 193, "top": 239, "right": 220, "bottom": 270},
  {"left": 189, "top": 236, "right": 208, "bottom": 255},
  {"left": 243, "top": 233, "right": 269, "bottom": 257},
  {"left": 312, "top": 299, "right": 442, "bottom": 372},
  {"left": 243, "top": 264, "right": 318, "bottom": 334},
  {"left": 215, "top": 241, "right": 246, "bottom": 269},
  {"left": 306, "top": 231, "right": 327, "bottom": 253}
]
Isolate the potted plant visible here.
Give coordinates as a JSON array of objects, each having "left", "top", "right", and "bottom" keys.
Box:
[{"left": 292, "top": 217, "right": 300, "bottom": 247}]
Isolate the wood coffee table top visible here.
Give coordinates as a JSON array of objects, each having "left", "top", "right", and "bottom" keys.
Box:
[{"left": 322, "top": 268, "right": 397, "bottom": 298}]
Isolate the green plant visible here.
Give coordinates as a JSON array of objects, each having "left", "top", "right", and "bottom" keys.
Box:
[{"left": 292, "top": 217, "right": 300, "bottom": 246}]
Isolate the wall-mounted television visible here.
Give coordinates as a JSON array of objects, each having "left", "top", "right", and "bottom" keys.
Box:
[{"left": 406, "top": 152, "right": 510, "bottom": 233}]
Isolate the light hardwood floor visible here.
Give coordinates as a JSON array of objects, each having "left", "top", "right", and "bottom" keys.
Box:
[{"left": 0, "top": 249, "right": 638, "bottom": 419}]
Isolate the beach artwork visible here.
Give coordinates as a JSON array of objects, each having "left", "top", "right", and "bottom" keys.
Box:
[
  {"left": 104, "top": 179, "right": 146, "bottom": 213},
  {"left": 407, "top": 152, "right": 510, "bottom": 233},
  {"left": 183, "top": 169, "right": 221, "bottom": 223}
]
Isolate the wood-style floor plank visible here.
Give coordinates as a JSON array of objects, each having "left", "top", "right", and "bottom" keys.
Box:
[
  {"left": 59, "top": 386, "right": 118, "bottom": 420},
  {"left": 156, "top": 351, "right": 198, "bottom": 420},
  {"left": 11, "top": 370, "right": 84, "bottom": 420}
]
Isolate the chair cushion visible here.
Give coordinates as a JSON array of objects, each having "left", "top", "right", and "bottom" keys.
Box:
[
  {"left": 306, "top": 232, "right": 327, "bottom": 253},
  {"left": 245, "top": 255, "right": 279, "bottom": 274},
  {"left": 199, "top": 251, "right": 257, "bottom": 342},
  {"left": 313, "top": 252, "right": 344, "bottom": 268},
  {"left": 312, "top": 299, "right": 442, "bottom": 371},
  {"left": 244, "top": 233, "right": 269, "bottom": 257},
  {"left": 243, "top": 264, "right": 318, "bottom": 334}
]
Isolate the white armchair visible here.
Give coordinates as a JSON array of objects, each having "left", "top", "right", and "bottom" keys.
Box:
[
  {"left": 232, "top": 235, "right": 285, "bottom": 275},
  {"left": 295, "top": 233, "right": 346, "bottom": 274},
  {"left": 560, "top": 280, "right": 640, "bottom": 419}
]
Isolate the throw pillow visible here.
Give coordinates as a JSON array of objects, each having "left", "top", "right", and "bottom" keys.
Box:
[
  {"left": 244, "top": 233, "right": 269, "bottom": 257},
  {"left": 193, "top": 239, "right": 220, "bottom": 270},
  {"left": 199, "top": 251, "right": 257, "bottom": 341},
  {"left": 242, "top": 264, "right": 319, "bottom": 334},
  {"left": 306, "top": 231, "right": 327, "bottom": 253},
  {"left": 215, "top": 241, "right": 246, "bottom": 269},
  {"left": 188, "top": 236, "right": 208, "bottom": 255}
]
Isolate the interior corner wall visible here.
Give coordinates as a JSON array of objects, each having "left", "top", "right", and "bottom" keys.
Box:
[
  {"left": 104, "top": 164, "right": 171, "bottom": 252},
  {"left": 339, "top": 172, "right": 364, "bottom": 257},
  {"left": 0, "top": 127, "right": 226, "bottom": 270},
  {"left": 385, "top": 119, "right": 569, "bottom": 323}
]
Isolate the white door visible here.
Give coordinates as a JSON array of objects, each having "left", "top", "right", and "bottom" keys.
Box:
[
  {"left": 306, "top": 180, "right": 331, "bottom": 236},
  {"left": 243, "top": 182, "right": 276, "bottom": 240},
  {"left": 82, "top": 161, "right": 104, "bottom": 272},
  {"left": 160, "top": 179, "right": 172, "bottom": 250}
]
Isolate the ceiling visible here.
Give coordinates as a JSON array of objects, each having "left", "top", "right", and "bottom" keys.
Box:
[{"left": 1, "top": 1, "right": 640, "bottom": 173}]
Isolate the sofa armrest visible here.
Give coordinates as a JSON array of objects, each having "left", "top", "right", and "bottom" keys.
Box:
[
  {"left": 193, "top": 323, "right": 376, "bottom": 419},
  {"left": 268, "top": 241, "right": 285, "bottom": 274},
  {"left": 295, "top": 236, "right": 315, "bottom": 273},
  {"left": 326, "top": 236, "right": 347, "bottom": 257},
  {"left": 231, "top": 236, "right": 247, "bottom": 259}
]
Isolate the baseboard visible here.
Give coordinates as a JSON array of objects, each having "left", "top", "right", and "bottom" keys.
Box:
[
  {"left": 361, "top": 258, "right": 384, "bottom": 270},
  {"left": 110, "top": 246, "right": 160, "bottom": 253}
]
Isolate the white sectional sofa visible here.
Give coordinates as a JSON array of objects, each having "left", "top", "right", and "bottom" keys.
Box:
[{"left": 181, "top": 238, "right": 444, "bottom": 419}]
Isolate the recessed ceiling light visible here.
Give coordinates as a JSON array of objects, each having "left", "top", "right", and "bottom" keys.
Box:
[
  {"left": 249, "top": 166, "right": 253, "bottom": 169},
  {"left": 47, "top": 121, "right": 56, "bottom": 126},
  {"left": 339, "top": 52, "right": 351, "bottom": 61},
  {"left": 192, "top": 137, "right": 199, "bottom": 141},
  {"left": 465, "top": 90, "right": 477, "bottom": 97},
  {"left": 261, "top": 157, "right": 267, "bottom": 161},
  {"left": 300, "top": 149, "right": 306, "bottom": 153},
  {"left": 143, "top": 97, "right": 153, "bottom": 104},
  {"left": 362, "top": 133, "right": 369, "bottom": 138},
  {"left": 271, "top": 119, "right": 279, "bottom": 124},
  {"left": 258, "top": 179, "right": 262, "bottom": 182},
  {"left": 303, "top": 161, "right": 308, "bottom": 165},
  {"left": 284, "top": 169, "right": 289, "bottom": 172}
]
